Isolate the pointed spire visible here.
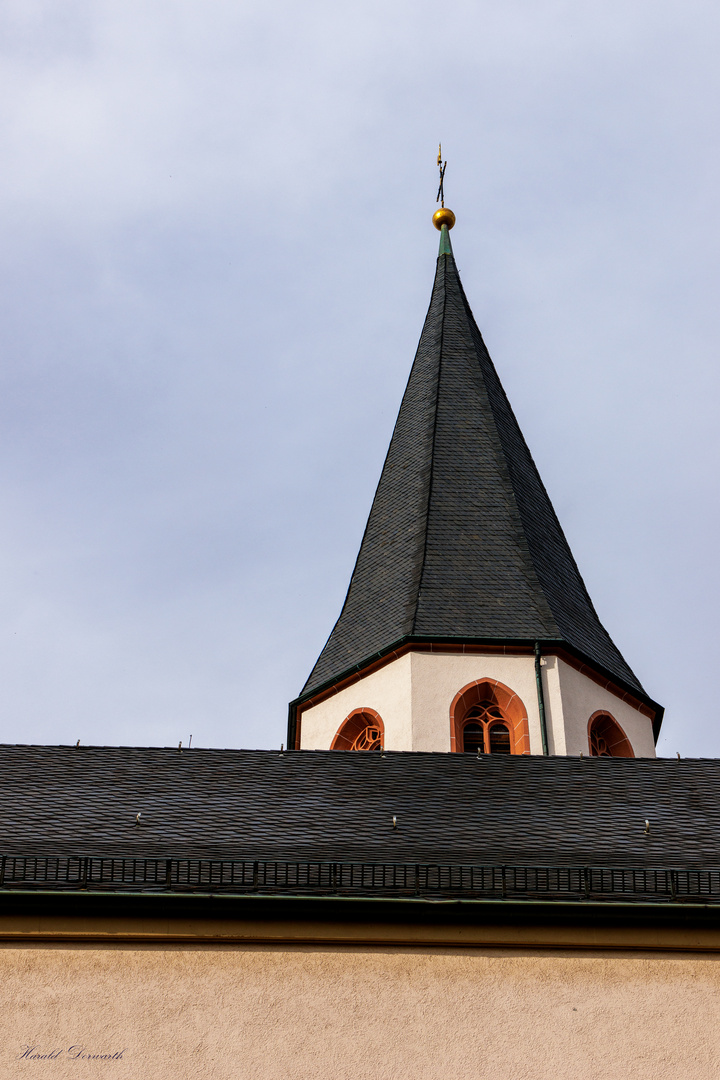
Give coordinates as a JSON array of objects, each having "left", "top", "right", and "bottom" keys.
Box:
[{"left": 301, "top": 218, "right": 648, "bottom": 705}]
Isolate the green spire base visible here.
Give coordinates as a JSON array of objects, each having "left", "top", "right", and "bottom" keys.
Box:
[{"left": 438, "top": 224, "right": 453, "bottom": 256}]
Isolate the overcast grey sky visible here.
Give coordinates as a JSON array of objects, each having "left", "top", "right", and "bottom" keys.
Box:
[{"left": 0, "top": 0, "right": 718, "bottom": 755}]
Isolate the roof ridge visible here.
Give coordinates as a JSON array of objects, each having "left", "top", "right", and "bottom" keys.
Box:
[{"left": 410, "top": 253, "right": 447, "bottom": 636}]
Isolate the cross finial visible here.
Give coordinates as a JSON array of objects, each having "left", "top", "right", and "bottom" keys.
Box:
[
  {"left": 432, "top": 145, "right": 455, "bottom": 234},
  {"left": 436, "top": 144, "right": 447, "bottom": 208}
]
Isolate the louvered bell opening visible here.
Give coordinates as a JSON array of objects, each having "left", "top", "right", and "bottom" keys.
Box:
[
  {"left": 488, "top": 724, "right": 511, "bottom": 754},
  {"left": 462, "top": 723, "right": 484, "bottom": 753}
]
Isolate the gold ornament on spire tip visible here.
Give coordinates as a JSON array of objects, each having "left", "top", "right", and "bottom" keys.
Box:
[
  {"left": 433, "top": 207, "right": 456, "bottom": 230},
  {"left": 434, "top": 144, "right": 455, "bottom": 229}
]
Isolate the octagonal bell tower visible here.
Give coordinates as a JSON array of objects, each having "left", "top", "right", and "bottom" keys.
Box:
[{"left": 289, "top": 206, "right": 662, "bottom": 759}]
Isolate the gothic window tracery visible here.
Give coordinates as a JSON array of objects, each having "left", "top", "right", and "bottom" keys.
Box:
[
  {"left": 461, "top": 701, "right": 513, "bottom": 754},
  {"left": 348, "top": 723, "right": 383, "bottom": 751},
  {"left": 331, "top": 709, "right": 384, "bottom": 751},
  {"left": 450, "top": 679, "right": 529, "bottom": 755},
  {"left": 588, "top": 712, "right": 634, "bottom": 758}
]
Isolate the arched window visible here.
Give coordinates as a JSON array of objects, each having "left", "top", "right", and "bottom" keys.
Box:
[
  {"left": 449, "top": 680, "right": 530, "bottom": 755},
  {"left": 459, "top": 701, "right": 512, "bottom": 754},
  {"left": 588, "top": 712, "right": 634, "bottom": 758},
  {"left": 331, "top": 709, "right": 384, "bottom": 751}
]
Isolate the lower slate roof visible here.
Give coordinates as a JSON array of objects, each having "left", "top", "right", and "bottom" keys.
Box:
[{"left": 1, "top": 745, "right": 718, "bottom": 869}]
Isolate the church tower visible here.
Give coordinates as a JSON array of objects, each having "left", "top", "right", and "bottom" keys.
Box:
[{"left": 289, "top": 207, "right": 662, "bottom": 758}]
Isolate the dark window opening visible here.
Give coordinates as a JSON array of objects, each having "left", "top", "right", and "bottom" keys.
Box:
[
  {"left": 488, "top": 724, "right": 511, "bottom": 754},
  {"left": 462, "top": 723, "right": 484, "bottom": 753}
]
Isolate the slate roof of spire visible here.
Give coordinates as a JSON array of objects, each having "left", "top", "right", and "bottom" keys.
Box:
[{"left": 302, "top": 228, "right": 649, "bottom": 703}]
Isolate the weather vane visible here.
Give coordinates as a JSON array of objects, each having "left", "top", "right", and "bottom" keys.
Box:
[{"left": 436, "top": 144, "right": 447, "bottom": 208}]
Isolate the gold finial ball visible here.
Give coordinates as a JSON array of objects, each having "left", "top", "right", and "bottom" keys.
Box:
[{"left": 433, "top": 207, "right": 456, "bottom": 230}]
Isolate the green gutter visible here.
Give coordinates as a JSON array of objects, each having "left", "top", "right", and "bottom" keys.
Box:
[
  {"left": 1, "top": 889, "right": 719, "bottom": 913},
  {"left": 535, "top": 642, "right": 549, "bottom": 755}
]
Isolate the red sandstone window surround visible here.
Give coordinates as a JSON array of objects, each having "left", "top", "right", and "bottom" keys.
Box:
[
  {"left": 449, "top": 680, "right": 530, "bottom": 755},
  {"left": 588, "top": 711, "right": 634, "bottom": 758},
  {"left": 331, "top": 708, "right": 384, "bottom": 751}
]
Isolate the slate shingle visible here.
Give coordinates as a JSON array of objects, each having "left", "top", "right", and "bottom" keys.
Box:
[
  {"left": 1, "top": 745, "right": 716, "bottom": 870},
  {"left": 302, "top": 235, "right": 648, "bottom": 702}
]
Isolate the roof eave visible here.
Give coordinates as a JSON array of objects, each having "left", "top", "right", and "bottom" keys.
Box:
[{"left": 289, "top": 634, "right": 664, "bottom": 748}]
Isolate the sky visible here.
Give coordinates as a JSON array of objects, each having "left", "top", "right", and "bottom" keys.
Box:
[{"left": 0, "top": 0, "right": 718, "bottom": 756}]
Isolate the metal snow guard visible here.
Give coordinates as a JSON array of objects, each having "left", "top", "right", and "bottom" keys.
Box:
[{"left": 0, "top": 855, "right": 719, "bottom": 903}]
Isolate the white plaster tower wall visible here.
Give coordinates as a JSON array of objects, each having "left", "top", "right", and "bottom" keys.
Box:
[
  {"left": 544, "top": 656, "right": 656, "bottom": 758},
  {"left": 299, "top": 650, "right": 656, "bottom": 758},
  {"left": 407, "top": 652, "right": 540, "bottom": 752},
  {"left": 299, "top": 653, "right": 413, "bottom": 751}
]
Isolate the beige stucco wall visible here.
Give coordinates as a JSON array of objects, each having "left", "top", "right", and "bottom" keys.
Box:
[
  {"left": 3, "top": 939, "right": 719, "bottom": 1079},
  {"left": 300, "top": 650, "right": 656, "bottom": 758}
]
